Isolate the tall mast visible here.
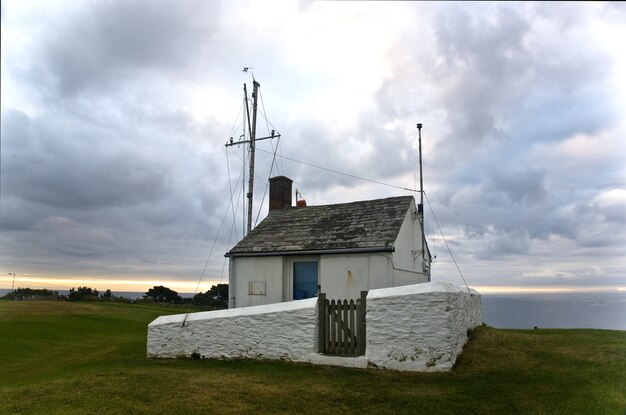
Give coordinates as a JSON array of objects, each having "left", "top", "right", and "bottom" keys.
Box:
[
  {"left": 417, "top": 123, "right": 423, "bottom": 214},
  {"left": 226, "top": 78, "right": 281, "bottom": 237},
  {"left": 417, "top": 123, "right": 427, "bottom": 278},
  {"left": 243, "top": 84, "right": 251, "bottom": 237},
  {"left": 247, "top": 80, "right": 259, "bottom": 235}
]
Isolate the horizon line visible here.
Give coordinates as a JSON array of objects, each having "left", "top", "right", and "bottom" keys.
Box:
[{"left": 0, "top": 275, "right": 624, "bottom": 295}]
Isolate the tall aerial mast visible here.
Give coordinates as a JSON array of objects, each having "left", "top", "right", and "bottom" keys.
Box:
[
  {"left": 226, "top": 75, "right": 280, "bottom": 236},
  {"left": 246, "top": 80, "right": 259, "bottom": 236},
  {"left": 417, "top": 123, "right": 429, "bottom": 280}
]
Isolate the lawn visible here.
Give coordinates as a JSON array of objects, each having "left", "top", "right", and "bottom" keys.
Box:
[{"left": 0, "top": 300, "right": 624, "bottom": 414}]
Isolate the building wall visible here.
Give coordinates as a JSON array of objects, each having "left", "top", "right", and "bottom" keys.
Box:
[
  {"left": 229, "top": 256, "right": 284, "bottom": 308},
  {"left": 319, "top": 253, "right": 392, "bottom": 300},
  {"left": 230, "top": 247, "right": 428, "bottom": 306},
  {"left": 231, "top": 252, "right": 397, "bottom": 306},
  {"left": 391, "top": 199, "right": 430, "bottom": 285}
]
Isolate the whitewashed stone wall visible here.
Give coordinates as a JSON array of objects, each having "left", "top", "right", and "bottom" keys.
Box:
[
  {"left": 147, "top": 297, "right": 318, "bottom": 360},
  {"left": 366, "top": 282, "right": 482, "bottom": 371},
  {"left": 147, "top": 282, "right": 481, "bottom": 372}
]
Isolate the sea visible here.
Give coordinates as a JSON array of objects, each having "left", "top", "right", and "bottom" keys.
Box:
[
  {"left": 480, "top": 292, "right": 626, "bottom": 330},
  {"left": 1, "top": 289, "right": 624, "bottom": 330}
]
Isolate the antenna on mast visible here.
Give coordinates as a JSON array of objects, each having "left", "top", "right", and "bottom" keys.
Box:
[{"left": 225, "top": 76, "right": 281, "bottom": 236}]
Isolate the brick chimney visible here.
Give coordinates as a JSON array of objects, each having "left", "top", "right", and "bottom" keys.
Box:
[{"left": 269, "top": 176, "right": 293, "bottom": 211}]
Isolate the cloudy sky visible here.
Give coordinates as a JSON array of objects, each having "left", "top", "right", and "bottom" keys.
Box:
[{"left": 1, "top": 1, "right": 625, "bottom": 294}]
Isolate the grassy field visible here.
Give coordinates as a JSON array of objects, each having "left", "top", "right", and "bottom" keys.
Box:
[{"left": 0, "top": 300, "right": 624, "bottom": 415}]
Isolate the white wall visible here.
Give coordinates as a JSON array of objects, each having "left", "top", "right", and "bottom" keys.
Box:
[
  {"left": 148, "top": 281, "right": 482, "bottom": 372},
  {"left": 366, "top": 282, "right": 482, "bottom": 371},
  {"left": 231, "top": 252, "right": 397, "bottom": 305},
  {"left": 391, "top": 199, "right": 430, "bottom": 285},
  {"left": 230, "top": 247, "right": 428, "bottom": 306},
  {"left": 319, "top": 253, "right": 392, "bottom": 300},
  {"left": 147, "top": 298, "right": 318, "bottom": 360},
  {"left": 230, "top": 256, "right": 284, "bottom": 307}
]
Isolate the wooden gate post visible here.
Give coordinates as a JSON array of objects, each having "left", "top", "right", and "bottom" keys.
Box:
[
  {"left": 358, "top": 290, "right": 367, "bottom": 354},
  {"left": 317, "top": 293, "right": 326, "bottom": 353}
]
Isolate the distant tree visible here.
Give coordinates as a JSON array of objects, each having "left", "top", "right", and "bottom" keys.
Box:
[
  {"left": 144, "top": 285, "right": 182, "bottom": 304},
  {"left": 1, "top": 287, "right": 58, "bottom": 301},
  {"left": 68, "top": 286, "right": 99, "bottom": 301},
  {"left": 100, "top": 289, "right": 112, "bottom": 299},
  {"left": 192, "top": 284, "right": 228, "bottom": 309}
]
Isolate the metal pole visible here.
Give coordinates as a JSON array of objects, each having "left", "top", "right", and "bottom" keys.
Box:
[
  {"left": 9, "top": 273, "right": 16, "bottom": 292},
  {"left": 417, "top": 123, "right": 424, "bottom": 212},
  {"left": 417, "top": 123, "right": 426, "bottom": 276},
  {"left": 246, "top": 80, "right": 259, "bottom": 235},
  {"left": 243, "top": 84, "right": 251, "bottom": 237}
]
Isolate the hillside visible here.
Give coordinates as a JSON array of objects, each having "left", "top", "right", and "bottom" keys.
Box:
[{"left": 1, "top": 300, "right": 624, "bottom": 414}]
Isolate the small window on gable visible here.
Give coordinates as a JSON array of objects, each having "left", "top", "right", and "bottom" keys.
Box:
[{"left": 248, "top": 280, "right": 266, "bottom": 296}]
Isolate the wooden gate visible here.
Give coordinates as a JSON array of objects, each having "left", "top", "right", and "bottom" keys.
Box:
[{"left": 317, "top": 291, "right": 367, "bottom": 356}]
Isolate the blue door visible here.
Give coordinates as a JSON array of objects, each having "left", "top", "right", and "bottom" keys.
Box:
[{"left": 293, "top": 261, "right": 318, "bottom": 300}]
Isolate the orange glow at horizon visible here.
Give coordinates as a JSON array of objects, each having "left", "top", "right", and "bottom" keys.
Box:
[
  {"left": 1, "top": 275, "right": 625, "bottom": 295},
  {"left": 0, "top": 275, "right": 223, "bottom": 294}
]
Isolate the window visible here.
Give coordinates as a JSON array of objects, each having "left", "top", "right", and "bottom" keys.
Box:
[{"left": 248, "top": 280, "right": 266, "bottom": 296}]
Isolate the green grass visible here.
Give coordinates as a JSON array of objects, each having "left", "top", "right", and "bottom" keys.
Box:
[{"left": 1, "top": 301, "right": 625, "bottom": 414}]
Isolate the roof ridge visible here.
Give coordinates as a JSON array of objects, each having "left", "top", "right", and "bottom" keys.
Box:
[{"left": 295, "top": 194, "right": 414, "bottom": 209}]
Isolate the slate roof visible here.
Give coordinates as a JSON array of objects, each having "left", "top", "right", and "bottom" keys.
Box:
[{"left": 227, "top": 195, "right": 414, "bottom": 256}]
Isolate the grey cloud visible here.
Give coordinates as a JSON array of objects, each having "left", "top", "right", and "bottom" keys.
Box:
[
  {"left": 376, "top": 3, "right": 624, "bottom": 263},
  {"left": 481, "top": 231, "right": 531, "bottom": 258},
  {"left": 2, "top": 109, "right": 169, "bottom": 211},
  {"left": 0, "top": 97, "right": 230, "bottom": 278},
  {"left": 30, "top": 0, "right": 220, "bottom": 97},
  {"left": 0, "top": 197, "right": 48, "bottom": 231},
  {"left": 280, "top": 121, "right": 358, "bottom": 190},
  {"left": 431, "top": 5, "right": 530, "bottom": 144},
  {"left": 488, "top": 167, "right": 547, "bottom": 205},
  {"left": 378, "top": 3, "right": 618, "bottom": 150},
  {"left": 356, "top": 113, "right": 418, "bottom": 179},
  {"left": 279, "top": 109, "right": 420, "bottom": 196},
  {"left": 598, "top": 203, "right": 626, "bottom": 224}
]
